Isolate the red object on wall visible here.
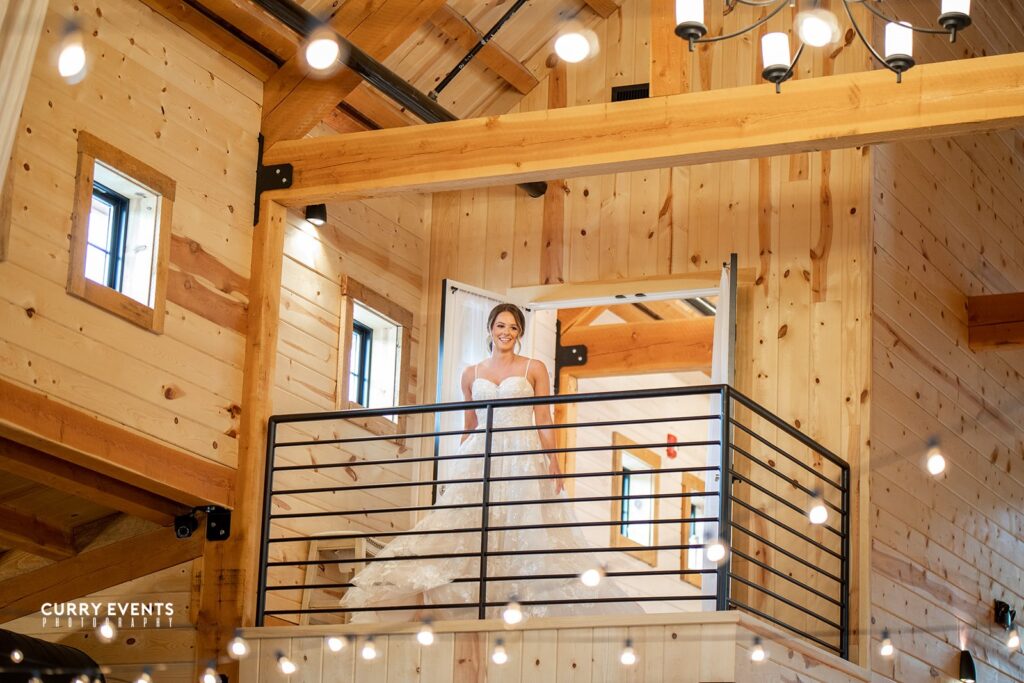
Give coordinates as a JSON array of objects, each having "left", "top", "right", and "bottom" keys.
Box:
[{"left": 666, "top": 433, "right": 678, "bottom": 459}]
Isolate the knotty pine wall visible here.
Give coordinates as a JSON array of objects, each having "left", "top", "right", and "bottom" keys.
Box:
[
  {"left": 0, "top": 0, "right": 259, "bottom": 469},
  {"left": 423, "top": 0, "right": 873, "bottom": 661},
  {"left": 869, "top": 2, "right": 1024, "bottom": 681}
]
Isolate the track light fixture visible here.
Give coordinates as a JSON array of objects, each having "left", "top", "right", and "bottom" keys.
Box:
[
  {"left": 958, "top": 649, "right": 976, "bottom": 682},
  {"left": 996, "top": 600, "right": 1020, "bottom": 650},
  {"left": 303, "top": 26, "right": 343, "bottom": 74},
  {"left": 305, "top": 203, "right": 327, "bottom": 226},
  {"left": 674, "top": 0, "right": 972, "bottom": 90}
]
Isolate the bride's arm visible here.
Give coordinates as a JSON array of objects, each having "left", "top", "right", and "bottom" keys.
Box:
[
  {"left": 529, "top": 360, "right": 564, "bottom": 493},
  {"left": 459, "top": 365, "right": 477, "bottom": 443}
]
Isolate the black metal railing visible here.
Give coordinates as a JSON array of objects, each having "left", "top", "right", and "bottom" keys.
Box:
[{"left": 256, "top": 385, "right": 850, "bottom": 659}]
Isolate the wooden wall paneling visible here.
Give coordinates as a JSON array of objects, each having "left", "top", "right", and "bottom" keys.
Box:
[
  {"left": 420, "top": 631, "right": 456, "bottom": 683},
  {"left": 555, "top": 627, "right": 593, "bottom": 683},
  {"left": 452, "top": 631, "right": 485, "bottom": 683},
  {"left": 626, "top": 168, "right": 659, "bottom": 277},
  {"left": 386, "top": 632, "right": 423, "bottom": 683},
  {"left": 486, "top": 630, "right": 524, "bottom": 683},
  {"left": 520, "top": 628, "right": 558, "bottom": 681},
  {"left": 649, "top": 0, "right": 687, "bottom": 97},
  {"left": 457, "top": 187, "right": 487, "bottom": 286},
  {"left": 483, "top": 186, "right": 516, "bottom": 292}
]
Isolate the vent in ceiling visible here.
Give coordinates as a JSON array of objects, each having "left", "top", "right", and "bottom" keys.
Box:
[{"left": 611, "top": 83, "right": 650, "bottom": 102}]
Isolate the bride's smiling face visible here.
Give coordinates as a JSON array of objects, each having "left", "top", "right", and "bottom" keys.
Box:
[{"left": 490, "top": 312, "right": 521, "bottom": 352}]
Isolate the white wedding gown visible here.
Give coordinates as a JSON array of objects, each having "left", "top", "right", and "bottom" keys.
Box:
[{"left": 340, "top": 371, "right": 640, "bottom": 622}]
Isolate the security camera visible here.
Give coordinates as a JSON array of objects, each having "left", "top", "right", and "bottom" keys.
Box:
[{"left": 174, "top": 511, "right": 199, "bottom": 539}]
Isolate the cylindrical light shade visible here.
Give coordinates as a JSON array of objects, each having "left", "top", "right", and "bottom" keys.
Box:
[
  {"left": 761, "top": 33, "right": 791, "bottom": 69},
  {"left": 941, "top": 0, "right": 970, "bottom": 15},
  {"left": 885, "top": 21, "right": 914, "bottom": 58},
  {"left": 305, "top": 203, "right": 327, "bottom": 226},
  {"left": 959, "top": 649, "right": 976, "bottom": 682},
  {"left": 676, "top": 0, "right": 704, "bottom": 25}
]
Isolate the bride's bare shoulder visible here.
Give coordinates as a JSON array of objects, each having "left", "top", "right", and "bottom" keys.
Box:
[{"left": 521, "top": 356, "right": 549, "bottom": 375}]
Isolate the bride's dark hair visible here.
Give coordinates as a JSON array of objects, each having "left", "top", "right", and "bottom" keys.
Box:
[{"left": 487, "top": 303, "right": 526, "bottom": 351}]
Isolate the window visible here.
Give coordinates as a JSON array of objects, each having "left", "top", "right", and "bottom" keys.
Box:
[
  {"left": 680, "top": 472, "right": 707, "bottom": 588},
  {"left": 337, "top": 277, "right": 413, "bottom": 436},
  {"left": 610, "top": 432, "right": 660, "bottom": 566},
  {"left": 68, "top": 132, "right": 174, "bottom": 332}
]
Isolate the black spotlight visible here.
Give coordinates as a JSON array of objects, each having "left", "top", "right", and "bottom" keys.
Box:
[
  {"left": 996, "top": 599, "right": 1017, "bottom": 630},
  {"left": 959, "top": 649, "right": 976, "bottom": 682},
  {"left": 305, "top": 203, "right": 327, "bottom": 226},
  {"left": 174, "top": 511, "right": 199, "bottom": 539}
]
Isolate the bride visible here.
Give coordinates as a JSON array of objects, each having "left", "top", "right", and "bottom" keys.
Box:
[{"left": 340, "top": 303, "right": 637, "bottom": 621}]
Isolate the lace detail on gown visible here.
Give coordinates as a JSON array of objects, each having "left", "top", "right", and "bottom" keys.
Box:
[{"left": 339, "top": 375, "right": 640, "bottom": 622}]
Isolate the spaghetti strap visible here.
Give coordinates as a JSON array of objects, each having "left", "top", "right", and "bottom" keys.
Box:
[
  {"left": 473, "top": 363, "right": 478, "bottom": 380},
  {"left": 524, "top": 358, "right": 531, "bottom": 377}
]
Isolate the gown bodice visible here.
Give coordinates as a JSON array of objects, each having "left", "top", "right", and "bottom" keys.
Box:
[{"left": 471, "top": 376, "right": 535, "bottom": 429}]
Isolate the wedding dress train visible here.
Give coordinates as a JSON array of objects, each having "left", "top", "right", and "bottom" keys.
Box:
[{"left": 339, "top": 368, "right": 640, "bottom": 622}]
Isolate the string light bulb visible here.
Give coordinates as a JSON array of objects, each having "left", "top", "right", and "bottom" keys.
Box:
[
  {"left": 10, "top": 649, "right": 23, "bottom": 663},
  {"left": 361, "top": 637, "right": 378, "bottom": 660},
  {"left": 326, "top": 636, "right": 346, "bottom": 653},
  {"left": 926, "top": 439, "right": 946, "bottom": 475},
  {"left": 1008, "top": 628, "right": 1020, "bottom": 651},
  {"left": 57, "top": 22, "right": 87, "bottom": 82},
  {"left": 417, "top": 622, "right": 435, "bottom": 646},
  {"left": 276, "top": 652, "right": 297, "bottom": 675},
  {"left": 303, "top": 27, "right": 342, "bottom": 73},
  {"left": 619, "top": 638, "right": 637, "bottom": 666},
  {"left": 796, "top": 8, "right": 839, "bottom": 47},
  {"left": 704, "top": 537, "right": 728, "bottom": 563},
  {"left": 502, "top": 599, "right": 524, "bottom": 625},
  {"left": 880, "top": 628, "right": 895, "bottom": 657},
  {"left": 808, "top": 490, "right": 828, "bottom": 525},
  {"left": 227, "top": 630, "right": 251, "bottom": 659},
  {"left": 135, "top": 669, "right": 153, "bottom": 683},
  {"left": 201, "top": 661, "right": 219, "bottom": 683},
  {"left": 580, "top": 565, "right": 605, "bottom": 587},
  {"left": 28, "top": 674, "right": 42, "bottom": 683},
  {"left": 750, "top": 636, "right": 767, "bottom": 663},
  {"left": 491, "top": 638, "right": 508, "bottom": 665},
  {"left": 97, "top": 618, "right": 116, "bottom": 643}
]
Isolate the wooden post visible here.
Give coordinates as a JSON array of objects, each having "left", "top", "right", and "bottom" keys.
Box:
[
  {"left": 194, "top": 199, "right": 287, "bottom": 677},
  {"left": 650, "top": 0, "right": 689, "bottom": 97},
  {"left": 541, "top": 60, "right": 568, "bottom": 285},
  {"left": 0, "top": 0, "right": 47, "bottom": 193}
]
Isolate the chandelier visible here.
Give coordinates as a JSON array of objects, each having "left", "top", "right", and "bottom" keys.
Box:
[{"left": 674, "top": 0, "right": 973, "bottom": 91}]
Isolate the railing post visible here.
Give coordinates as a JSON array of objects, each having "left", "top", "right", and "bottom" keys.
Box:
[
  {"left": 840, "top": 464, "right": 851, "bottom": 659},
  {"left": 255, "top": 418, "right": 277, "bottom": 627},
  {"left": 716, "top": 387, "right": 733, "bottom": 612},
  {"left": 478, "top": 405, "right": 495, "bottom": 619}
]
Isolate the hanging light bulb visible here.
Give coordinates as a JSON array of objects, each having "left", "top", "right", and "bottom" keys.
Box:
[
  {"left": 502, "top": 599, "right": 524, "bottom": 625},
  {"left": 97, "top": 618, "right": 116, "bottom": 643},
  {"left": 880, "top": 628, "right": 895, "bottom": 657},
  {"left": 303, "top": 27, "right": 342, "bottom": 73},
  {"left": 73, "top": 676, "right": 90, "bottom": 683},
  {"left": 417, "top": 622, "right": 435, "bottom": 646},
  {"left": 884, "top": 21, "right": 915, "bottom": 82},
  {"left": 1008, "top": 628, "right": 1021, "bottom": 651},
  {"left": 925, "top": 440, "right": 946, "bottom": 475},
  {"left": 326, "top": 636, "right": 346, "bottom": 653},
  {"left": 797, "top": 8, "right": 839, "bottom": 48},
  {"left": 10, "top": 649, "right": 23, "bottom": 663},
  {"left": 201, "top": 661, "right": 219, "bottom": 683},
  {"left": 276, "top": 652, "right": 297, "bottom": 675},
  {"left": 361, "top": 637, "right": 378, "bottom": 661},
  {"left": 135, "top": 669, "right": 154, "bottom": 683},
  {"left": 750, "top": 636, "right": 767, "bottom": 663},
  {"left": 938, "top": 0, "right": 971, "bottom": 41},
  {"left": 808, "top": 490, "right": 828, "bottom": 525},
  {"left": 555, "top": 32, "right": 590, "bottom": 63},
  {"left": 580, "top": 565, "right": 605, "bottom": 587},
  {"left": 491, "top": 638, "right": 508, "bottom": 665},
  {"left": 619, "top": 638, "right": 637, "bottom": 666},
  {"left": 227, "top": 630, "right": 251, "bottom": 659},
  {"left": 704, "top": 537, "right": 728, "bottom": 563},
  {"left": 57, "top": 21, "right": 87, "bottom": 82},
  {"left": 674, "top": 0, "right": 707, "bottom": 49},
  {"left": 28, "top": 673, "right": 42, "bottom": 683}
]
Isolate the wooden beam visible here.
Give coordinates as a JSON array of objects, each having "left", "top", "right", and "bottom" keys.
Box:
[
  {"left": 541, "top": 61, "right": 568, "bottom": 285},
  {"left": 137, "top": 0, "right": 277, "bottom": 80},
  {"left": 261, "top": 0, "right": 448, "bottom": 147},
  {"left": 197, "top": 0, "right": 300, "bottom": 59},
  {"left": 967, "top": 292, "right": 1024, "bottom": 350},
  {"left": 650, "top": 0, "right": 688, "bottom": 97},
  {"left": 429, "top": 5, "right": 539, "bottom": 94},
  {"left": 0, "top": 437, "right": 183, "bottom": 525},
  {"left": 0, "top": 378, "right": 233, "bottom": 509},
  {"left": 0, "top": 505, "right": 75, "bottom": 561},
  {"left": 608, "top": 303, "right": 658, "bottom": 323},
  {"left": 194, "top": 199, "right": 287, "bottom": 675},
  {"left": 510, "top": 270, "right": 750, "bottom": 307},
  {"left": 262, "top": 53, "right": 1024, "bottom": 203},
  {"left": 560, "top": 318, "right": 714, "bottom": 376},
  {"left": 582, "top": 0, "right": 620, "bottom": 18},
  {"left": 557, "top": 306, "right": 607, "bottom": 335},
  {"left": 0, "top": 526, "right": 204, "bottom": 622}
]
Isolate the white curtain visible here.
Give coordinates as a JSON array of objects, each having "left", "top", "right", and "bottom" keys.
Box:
[{"left": 435, "top": 281, "right": 533, "bottom": 481}]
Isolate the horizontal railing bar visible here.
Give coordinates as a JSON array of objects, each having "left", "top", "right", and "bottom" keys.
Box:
[
  {"left": 269, "top": 490, "right": 717, "bottom": 520},
  {"left": 275, "top": 425, "right": 483, "bottom": 448},
  {"left": 730, "top": 498, "right": 843, "bottom": 561},
  {"left": 729, "top": 470, "right": 844, "bottom": 539},
  {"left": 729, "top": 547, "right": 842, "bottom": 606},
  {"left": 728, "top": 419, "right": 844, "bottom": 491},
  {"left": 486, "top": 413, "right": 722, "bottom": 435},
  {"left": 728, "top": 572, "right": 842, "bottom": 630},
  {"left": 728, "top": 599, "right": 841, "bottom": 654},
  {"left": 272, "top": 464, "right": 721, "bottom": 495},
  {"left": 730, "top": 522, "right": 842, "bottom": 583},
  {"left": 269, "top": 517, "right": 716, "bottom": 543},
  {"left": 270, "top": 384, "right": 729, "bottom": 425},
  {"left": 730, "top": 442, "right": 843, "bottom": 515},
  {"left": 727, "top": 388, "right": 847, "bottom": 471},
  {"left": 268, "top": 543, "right": 709, "bottom": 567}
]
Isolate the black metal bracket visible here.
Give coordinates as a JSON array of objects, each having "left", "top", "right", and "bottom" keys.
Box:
[
  {"left": 252, "top": 133, "right": 293, "bottom": 226},
  {"left": 553, "top": 318, "right": 587, "bottom": 394}
]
